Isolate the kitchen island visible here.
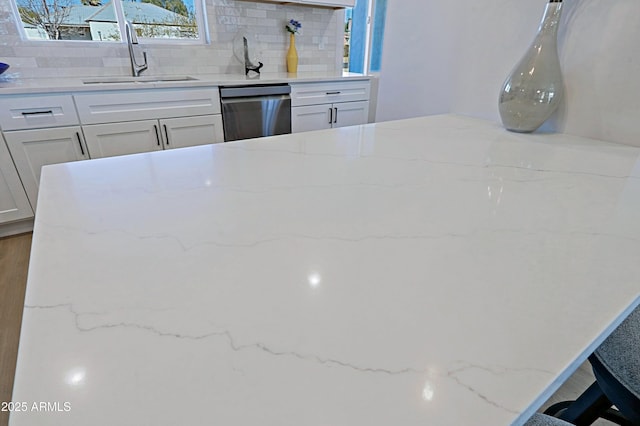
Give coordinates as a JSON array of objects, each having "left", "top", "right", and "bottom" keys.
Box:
[{"left": 10, "top": 115, "right": 640, "bottom": 425}]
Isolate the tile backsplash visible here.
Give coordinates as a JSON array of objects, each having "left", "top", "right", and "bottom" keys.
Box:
[{"left": 0, "top": 0, "right": 344, "bottom": 79}]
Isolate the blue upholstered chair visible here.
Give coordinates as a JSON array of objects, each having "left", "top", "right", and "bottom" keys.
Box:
[{"left": 543, "top": 305, "right": 640, "bottom": 425}]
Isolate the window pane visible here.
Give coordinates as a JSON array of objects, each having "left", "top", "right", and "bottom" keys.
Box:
[
  {"left": 17, "top": 0, "right": 120, "bottom": 41},
  {"left": 15, "top": 0, "right": 201, "bottom": 42},
  {"left": 121, "top": 0, "right": 198, "bottom": 40}
]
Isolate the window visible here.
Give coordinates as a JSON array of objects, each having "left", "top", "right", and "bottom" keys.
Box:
[
  {"left": 13, "top": 0, "right": 207, "bottom": 43},
  {"left": 344, "top": 0, "right": 386, "bottom": 73}
]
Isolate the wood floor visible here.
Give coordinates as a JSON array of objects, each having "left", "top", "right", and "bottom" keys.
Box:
[
  {"left": 0, "top": 233, "right": 31, "bottom": 426},
  {"left": 0, "top": 232, "right": 613, "bottom": 425}
]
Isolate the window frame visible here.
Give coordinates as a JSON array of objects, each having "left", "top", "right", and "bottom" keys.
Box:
[
  {"left": 11, "top": 0, "right": 210, "bottom": 45},
  {"left": 344, "top": 0, "right": 386, "bottom": 75}
]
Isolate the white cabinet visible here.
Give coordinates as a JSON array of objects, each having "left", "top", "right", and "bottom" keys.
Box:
[
  {"left": 75, "top": 88, "right": 224, "bottom": 159},
  {"left": 292, "top": 101, "right": 369, "bottom": 132},
  {"left": 331, "top": 100, "right": 369, "bottom": 128},
  {"left": 4, "top": 126, "right": 89, "bottom": 209},
  {"left": 73, "top": 88, "right": 222, "bottom": 125},
  {"left": 291, "top": 80, "right": 370, "bottom": 133},
  {"left": 0, "top": 93, "right": 87, "bottom": 210},
  {"left": 82, "top": 120, "right": 162, "bottom": 159},
  {"left": 0, "top": 133, "right": 33, "bottom": 223},
  {"left": 0, "top": 87, "right": 224, "bottom": 216},
  {"left": 0, "top": 94, "right": 79, "bottom": 131},
  {"left": 161, "top": 115, "right": 224, "bottom": 150},
  {"left": 83, "top": 115, "right": 224, "bottom": 159}
]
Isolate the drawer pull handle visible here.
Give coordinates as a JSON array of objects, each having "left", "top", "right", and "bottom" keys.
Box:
[
  {"left": 21, "top": 110, "right": 53, "bottom": 116},
  {"left": 153, "top": 125, "right": 161, "bottom": 146},
  {"left": 325, "top": 91, "right": 341, "bottom": 95},
  {"left": 334, "top": 107, "right": 338, "bottom": 124},
  {"left": 163, "top": 124, "right": 169, "bottom": 146},
  {"left": 75, "top": 132, "right": 85, "bottom": 156}
]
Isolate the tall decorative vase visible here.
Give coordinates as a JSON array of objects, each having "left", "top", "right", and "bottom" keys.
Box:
[
  {"left": 498, "top": 0, "right": 564, "bottom": 133},
  {"left": 287, "top": 33, "right": 298, "bottom": 73}
]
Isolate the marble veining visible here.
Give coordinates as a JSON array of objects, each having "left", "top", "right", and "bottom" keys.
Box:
[
  {"left": 10, "top": 115, "right": 640, "bottom": 425},
  {"left": 26, "top": 303, "right": 422, "bottom": 375},
  {"left": 21, "top": 302, "right": 546, "bottom": 416}
]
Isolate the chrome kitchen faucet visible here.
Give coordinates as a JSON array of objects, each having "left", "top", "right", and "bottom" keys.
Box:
[{"left": 125, "top": 21, "right": 148, "bottom": 77}]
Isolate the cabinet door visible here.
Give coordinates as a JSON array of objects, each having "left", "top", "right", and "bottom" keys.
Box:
[
  {"left": 4, "top": 126, "right": 88, "bottom": 210},
  {"left": 292, "top": 105, "right": 333, "bottom": 133},
  {"left": 83, "top": 120, "right": 162, "bottom": 159},
  {"left": 160, "top": 115, "right": 224, "bottom": 150},
  {"left": 334, "top": 101, "right": 369, "bottom": 129},
  {"left": 0, "top": 133, "right": 33, "bottom": 222}
]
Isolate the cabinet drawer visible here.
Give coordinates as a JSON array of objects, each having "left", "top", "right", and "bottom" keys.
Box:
[
  {"left": 0, "top": 94, "right": 79, "bottom": 131},
  {"left": 290, "top": 80, "right": 370, "bottom": 107},
  {"left": 74, "top": 87, "right": 221, "bottom": 124}
]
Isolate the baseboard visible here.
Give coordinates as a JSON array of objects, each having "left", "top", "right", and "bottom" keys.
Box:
[{"left": 0, "top": 218, "right": 34, "bottom": 238}]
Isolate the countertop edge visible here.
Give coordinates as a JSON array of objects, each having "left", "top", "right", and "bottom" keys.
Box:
[{"left": 0, "top": 72, "right": 371, "bottom": 95}]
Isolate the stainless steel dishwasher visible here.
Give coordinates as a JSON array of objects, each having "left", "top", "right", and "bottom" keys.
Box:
[{"left": 220, "top": 84, "right": 291, "bottom": 142}]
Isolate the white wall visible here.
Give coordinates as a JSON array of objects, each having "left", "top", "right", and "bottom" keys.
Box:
[
  {"left": 556, "top": 0, "right": 640, "bottom": 145},
  {"left": 375, "top": 0, "right": 454, "bottom": 122},
  {"left": 376, "top": 0, "right": 640, "bottom": 147}
]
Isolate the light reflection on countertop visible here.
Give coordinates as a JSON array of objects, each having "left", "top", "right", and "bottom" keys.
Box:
[
  {"left": 307, "top": 272, "right": 322, "bottom": 289},
  {"left": 64, "top": 368, "right": 86, "bottom": 388},
  {"left": 422, "top": 381, "right": 435, "bottom": 402}
]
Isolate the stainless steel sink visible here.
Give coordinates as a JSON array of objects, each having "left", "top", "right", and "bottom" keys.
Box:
[{"left": 82, "top": 76, "right": 198, "bottom": 84}]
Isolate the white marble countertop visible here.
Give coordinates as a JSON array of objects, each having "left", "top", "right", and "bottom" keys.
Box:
[
  {"left": 10, "top": 115, "right": 640, "bottom": 425},
  {"left": 0, "top": 71, "right": 369, "bottom": 94}
]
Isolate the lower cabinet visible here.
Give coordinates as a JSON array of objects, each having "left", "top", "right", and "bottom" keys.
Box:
[
  {"left": 83, "top": 115, "right": 224, "bottom": 159},
  {"left": 0, "top": 88, "right": 224, "bottom": 221},
  {"left": 292, "top": 101, "right": 369, "bottom": 133},
  {"left": 157, "top": 115, "right": 224, "bottom": 150},
  {"left": 4, "top": 126, "right": 89, "bottom": 210},
  {"left": 82, "top": 120, "right": 163, "bottom": 159},
  {"left": 290, "top": 79, "right": 370, "bottom": 133},
  {"left": 0, "top": 133, "right": 33, "bottom": 223}
]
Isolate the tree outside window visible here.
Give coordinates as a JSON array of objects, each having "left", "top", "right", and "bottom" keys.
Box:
[{"left": 15, "top": 0, "right": 204, "bottom": 42}]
